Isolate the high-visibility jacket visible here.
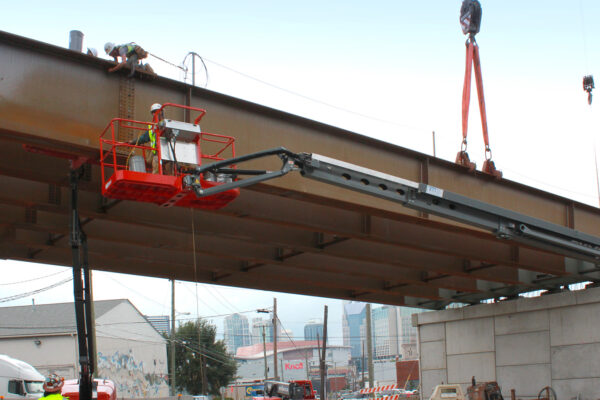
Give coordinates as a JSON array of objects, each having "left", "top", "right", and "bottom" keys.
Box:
[
  {"left": 39, "top": 393, "right": 68, "bottom": 400},
  {"left": 147, "top": 125, "right": 156, "bottom": 154},
  {"left": 119, "top": 43, "right": 137, "bottom": 57}
]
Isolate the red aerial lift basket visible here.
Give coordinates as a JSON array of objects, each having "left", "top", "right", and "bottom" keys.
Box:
[{"left": 99, "top": 103, "right": 239, "bottom": 209}]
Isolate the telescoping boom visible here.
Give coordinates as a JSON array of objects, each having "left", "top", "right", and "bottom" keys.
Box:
[{"left": 183, "top": 147, "right": 600, "bottom": 266}]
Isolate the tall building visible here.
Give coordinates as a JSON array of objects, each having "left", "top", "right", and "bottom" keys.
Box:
[
  {"left": 342, "top": 302, "right": 366, "bottom": 360},
  {"left": 224, "top": 313, "right": 251, "bottom": 354},
  {"left": 371, "top": 306, "right": 395, "bottom": 358},
  {"left": 251, "top": 317, "right": 273, "bottom": 345},
  {"left": 303, "top": 319, "right": 324, "bottom": 341},
  {"left": 280, "top": 328, "right": 294, "bottom": 342},
  {"left": 396, "top": 307, "right": 423, "bottom": 360}
]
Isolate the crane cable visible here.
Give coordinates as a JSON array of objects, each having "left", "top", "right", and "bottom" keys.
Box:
[{"left": 578, "top": 1, "right": 599, "bottom": 205}]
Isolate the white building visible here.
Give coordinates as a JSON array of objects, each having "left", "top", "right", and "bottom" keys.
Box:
[
  {"left": 234, "top": 340, "right": 351, "bottom": 382},
  {"left": 0, "top": 299, "right": 169, "bottom": 398}
]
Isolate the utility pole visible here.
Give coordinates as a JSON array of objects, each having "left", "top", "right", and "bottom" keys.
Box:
[
  {"left": 198, "top": 319, "right": 207, "bottom": 395},
  {"left": 366, "top": 304, "right": 374, "bottom": 388},
  {"left": 202, "top": 346, "right": 208, "bottom": 395},
  {"left": 362, "top": 341, "right": 365, "bottom": 388},
  {"left": 320, "top": 305, "right": 328, "bottom": 400},
  {"left": 304, "top": 351, "right": 310, "bottom": 380},
  {"left": 89, "top": 270, "right": 98, "bottom": 378},
  {"left": 432, "top": 131, "right": 436, "bottom": 157},
  {"left": 273, "top": 298, "right": 278, "bottom": 380},
  {"left": 262, "top": 325, "right": 268, "bottom": 381},
  {"left": 170, "top": 279, "right": 176, "bottom": 396}
]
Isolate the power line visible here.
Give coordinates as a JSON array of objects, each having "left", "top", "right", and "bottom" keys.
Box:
[
  {"left": 276, "top": 315, "right": 299, "bottom": 351},
  {"left": 181, "top": 282, "right": 220, "bottom": 315},
  {"left": 201, "top": 56, "right": 430, "bottom": 133},
  {"left": 0, "top": 277, "right": 73, "bottom": 303},
  {"left": 145, "top": 50, "right": 432, "bottom": 134},
  {"left": 0, "top": 269, "right": 70, "bottom": 286},
  {"left": 201, "top": 284, "right": 239, "bottom": 314},
  {"left": 106, "top": 276, "right": 168, "bottom": 309}
]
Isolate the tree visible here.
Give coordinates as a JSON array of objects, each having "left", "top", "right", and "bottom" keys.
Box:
[{"left": 167, "top": 319, "right": 237, "bottom": 395}]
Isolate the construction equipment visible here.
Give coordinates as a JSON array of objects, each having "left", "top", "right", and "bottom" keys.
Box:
[
  {"left": 428, "top": 384, "right": 465, "bottom": 400},
  {"left": 99, "top": 103, "right": 240, "bottom": 209},
  {"left": 466, "top": 377, "right": 503, "bottom": 400},
  {"left": 254, "top": 380, "right": 315, "bottom": 400},
  {"left": 62, "top": 379, "right": 117, "bottom": 400},
  {"left": 456, "top": 0, "right": 502, "bottom": 179},
  {"left": 177, "top": 146, "right": 600, "bottom": 265}
]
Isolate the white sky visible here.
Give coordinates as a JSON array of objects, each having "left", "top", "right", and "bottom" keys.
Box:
[{"left": 1, "top": 0, "right": 600, "bottom": 343}]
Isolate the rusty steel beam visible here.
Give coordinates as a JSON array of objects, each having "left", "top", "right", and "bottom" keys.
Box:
[
  {"left": 0, "top": 31, "right": 599, "bottom": 308},
  {"left": 0, "top": 171, "right": 557, "bottom": 288}
]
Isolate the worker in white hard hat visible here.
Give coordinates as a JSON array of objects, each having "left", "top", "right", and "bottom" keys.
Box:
[
  {"left": 128, "top": 104, "right": 169, "bottom": 174},
  {"left": 104, "top": 42, "right": 148, "bottom": 77},
  {"left": 38, "top": 374, "right": 67, "bottom": 400},
  {"left": 87, "top": 48, "right": 98, "bottom": 57}
]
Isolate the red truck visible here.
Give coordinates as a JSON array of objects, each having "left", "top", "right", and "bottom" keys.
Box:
[{"left": 254, "top": 380, "right": 315, "bottom": 400}]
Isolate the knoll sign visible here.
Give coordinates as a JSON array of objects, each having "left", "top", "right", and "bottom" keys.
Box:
[{"left": 285, "top": 362, "right": 304, "bottom": 370}]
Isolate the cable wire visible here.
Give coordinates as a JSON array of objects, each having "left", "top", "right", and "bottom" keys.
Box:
[
  {"left": 200, "top": 56, "right": 430, "bottom": 133},
  {"left": 0, "top": 277, "right": 73, "bottom": 303},
  {"left": 148, "top": 52, "right": 186, "bottom": 71},
  {"left": 0, "top": 269, "right": 69, "bottom": 286}
]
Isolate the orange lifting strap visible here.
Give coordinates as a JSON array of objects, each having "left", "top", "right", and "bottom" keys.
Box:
[{"left": 456, "top": 0, "right": 502, "bottom": 179}]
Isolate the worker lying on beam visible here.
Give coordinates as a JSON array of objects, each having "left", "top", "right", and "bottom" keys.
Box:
[{"left": 104, "top": 42, "right": 154, "bottom": 77}]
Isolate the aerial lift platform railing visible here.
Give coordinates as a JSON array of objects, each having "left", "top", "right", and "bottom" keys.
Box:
[{"left": 99, "top": 103, "right": 239, "bottom": 210}]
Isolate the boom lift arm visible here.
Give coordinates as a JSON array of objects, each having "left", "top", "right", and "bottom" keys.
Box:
[{"left": 183, "top": 147, "right": 600, "bottom": 266}]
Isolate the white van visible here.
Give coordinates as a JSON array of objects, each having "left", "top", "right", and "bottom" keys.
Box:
[{"left": 0, "top": 355, "right": 45, "bottom": 398}]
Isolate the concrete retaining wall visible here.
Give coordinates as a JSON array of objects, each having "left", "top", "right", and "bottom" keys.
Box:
[{"left": 414, "top": 286, "right": 600, "bottom": 400}]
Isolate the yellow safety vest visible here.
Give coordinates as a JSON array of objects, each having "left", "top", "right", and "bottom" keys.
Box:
[
  {"left": 148, "top": 125, "right": 156, "bottom": 154},
  {"left": 39, "top": 393, "right": 68, "bottom": 400}
]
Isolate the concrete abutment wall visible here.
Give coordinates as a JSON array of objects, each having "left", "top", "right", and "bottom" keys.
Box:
[{"left": 414, "top": 286, "right": 600, "bottom": 399}]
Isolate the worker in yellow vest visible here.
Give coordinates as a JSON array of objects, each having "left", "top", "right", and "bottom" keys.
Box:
[
  {"left": 105, "top": 42, "right": 151, "bottom": 77},
  {"left": 129, "top": 103, "right": 172, "bottom": 174}
]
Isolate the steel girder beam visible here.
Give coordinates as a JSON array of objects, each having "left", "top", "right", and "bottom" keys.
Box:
[{"left": 1, "top": 31, "right": 599, "bottom": 308}]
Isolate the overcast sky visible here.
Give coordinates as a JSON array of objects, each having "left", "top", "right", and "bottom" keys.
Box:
[{"left": 1, "top": 0, "right": 600, "bottom": 343}]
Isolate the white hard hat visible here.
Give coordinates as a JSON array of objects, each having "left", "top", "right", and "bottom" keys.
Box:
[
  {"left": 43, "top": 374, "right": 64, "bottom": 394},
  {"left": 87, "top": 48, "right": 98, "bottom": 57},
  {"left": 104, "top": 42, "right": 115, "bottom": 54},
  {"left": 150, "top": 103, "right": 162, "bottom": 113}
]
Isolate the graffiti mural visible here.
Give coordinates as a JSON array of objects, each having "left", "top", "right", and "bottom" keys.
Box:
[{"left": 97, "top": 349, "right": 168, "bottom": 398}]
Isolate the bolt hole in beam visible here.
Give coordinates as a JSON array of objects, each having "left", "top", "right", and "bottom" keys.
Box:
[
  {"left": 342, "top": 173, "right": 351, "bottom": 180},
  {"left": 378, "top": 184, "right": 388, "bottom": 190},
  {"left": 360, "top": 178, "right": 370, "bottom": 186}
]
